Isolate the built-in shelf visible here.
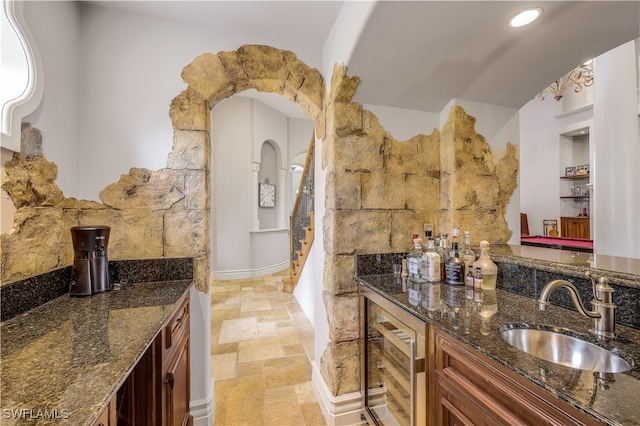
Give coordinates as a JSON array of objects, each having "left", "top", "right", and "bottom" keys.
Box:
[
  {"left": 560, "top": 175, "right": 589, "bottom": 180},
  {"left": 560, "top": 196, "right": 589, "bottom": 199}
]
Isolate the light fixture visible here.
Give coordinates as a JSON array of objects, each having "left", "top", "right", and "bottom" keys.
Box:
[
  {"left": 509, "top": 7, "right": 542, "bottom": 28},
  {"left": 538, "top": 62, "right": 594, "bottom": 101}
]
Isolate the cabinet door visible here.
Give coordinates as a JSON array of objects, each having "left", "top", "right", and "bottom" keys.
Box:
[
  {"left": 92, "top": 399, "right": 116, "bottom": 426},
  {"left": 430, "top": 327, "right": 599, "bottom": 426},
  {"left": 164, "top": 336, "right": 192, "bottom": 426},
  {"left": 561, "top": 217, "right": 590, "bottom": 239}
]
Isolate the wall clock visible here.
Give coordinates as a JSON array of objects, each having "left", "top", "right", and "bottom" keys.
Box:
[{"left": 259, "top": 179, "right": 276, "bottom": 208}]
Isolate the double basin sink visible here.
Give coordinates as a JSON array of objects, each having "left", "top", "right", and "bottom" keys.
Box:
[{"left": 498, "top": 323, "right": 633, "bottom": 373}]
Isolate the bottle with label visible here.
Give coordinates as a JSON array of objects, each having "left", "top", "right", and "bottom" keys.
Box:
[
  {"left": 473, "top": 266, "right": 484, "bottom": 290},
  {"left": 407, "top": 237, "right": 425, "bottom": 281},
  {"left": 472, "top": 240, "right": 498, "bottom": 290},
  {"left": 444, "top": 242, "right": 465, "bottom": 285},
  {"left": 422, "top": 238, "right": 441, "bottom": 282},
  {"left": 460, "top": 231, "right": 476, "bottom": 277},
  {"left": 451, "top": 225, "right": 460, "bottom": 249},
  {"left": 465, "top": 267, "right": 475, "bottom": 287},
  {"left": 436, "top": 233, "right": 450, "bottom": 279}
]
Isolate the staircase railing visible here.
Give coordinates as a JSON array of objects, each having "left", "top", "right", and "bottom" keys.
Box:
[{"left": 288, "top": 134, "right": 315, "bottom": 288}]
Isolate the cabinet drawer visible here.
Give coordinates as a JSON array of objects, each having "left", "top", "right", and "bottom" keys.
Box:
[
  {"left": 431, "top": 327, "right": 599, "bottom": 426},
  {"left": 165, "top": 297, "right": 190, "bottom": 351}
]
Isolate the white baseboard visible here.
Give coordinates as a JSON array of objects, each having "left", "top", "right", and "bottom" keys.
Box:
[
  {"left": 212, "top": 261, "right": 289, "bottom": 281},
  {"left": 190, "top": 381, "right": 214, "bottom": 426},
  {"left": 312, "top": 366, "right": 362, "bottom": 426}
]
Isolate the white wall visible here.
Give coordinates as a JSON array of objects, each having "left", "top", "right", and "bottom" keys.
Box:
[
  {"left": 519, "top": 98, "right": 561, "bottom": 236},
  {"left": 254, "top": 100, "right": 287, "bottom": 230},
  {"left": 23, "top": 1, "right": 79, "bottom": 197},
  {"left": 364, "top": 104, "right": 439, "bottom": 142},
  {"left": 24, "top": 1, "right": 322, "bottom": 202},
  {"left": 592, "top": 41, "right": 640, "bottom": 259},
  {"left": 211, "top": 97, "right": 254, "bottom": 275},
  {"left": 519, "top": 40, "right": 640, "bottom": 259},
  {"left": 212, "top": 96, "right": 311, "bottom": 278}
]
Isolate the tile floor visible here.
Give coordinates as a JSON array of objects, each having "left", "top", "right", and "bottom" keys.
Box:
[{"left": 210, "top": 271, "right": 327, "bottom": 426}]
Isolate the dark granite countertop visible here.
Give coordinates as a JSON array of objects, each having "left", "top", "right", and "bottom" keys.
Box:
[
  {"left": 0, "top": 279, "right": 192, "bottom": 425},
  {"left": 357, "top": 274, "right": 640, "bottom": 426}
]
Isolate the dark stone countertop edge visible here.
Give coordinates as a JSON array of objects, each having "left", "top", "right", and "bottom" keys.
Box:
[{"left": 0, "top": 279, "right": 193, "bottom": 425}]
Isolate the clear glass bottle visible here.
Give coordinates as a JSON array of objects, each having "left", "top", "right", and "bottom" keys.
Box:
[
  {"left": 472, "top": 240, "right": 498, "bottom": 290},
  {"left": 460, "top": 231, "right": 476, "bottom": 278},
  {"left": 408, "top": 237, "right": 425, "bottom": 281},
  {"left": 444, "top": 242, "right": 465, "bottom": 285},
  {"left": 436, "top": 232, "right": 449, "bottom": 279},
  {"left": 451, "top": 225, "right": 460, "bottom": 249}
]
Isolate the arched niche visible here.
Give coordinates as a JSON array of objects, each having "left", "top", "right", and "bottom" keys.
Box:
[
  {"left": 258, "top": 140, "right": 278, "bottom": 229},
  {"left": 1, "top": 0, "right": 44, "bottom": 151}
]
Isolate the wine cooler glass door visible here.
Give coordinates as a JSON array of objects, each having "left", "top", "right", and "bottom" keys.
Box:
[{"left": 362, "top": 294, "right": 426, "bottom": 426}]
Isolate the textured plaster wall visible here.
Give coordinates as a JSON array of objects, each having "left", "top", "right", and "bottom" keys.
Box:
[{"left": 0, "top": 44, "right": 518, "bottom": 396}]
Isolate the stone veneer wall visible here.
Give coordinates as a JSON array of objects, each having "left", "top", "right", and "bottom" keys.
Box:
[{"left": 0, "top": 44, "right": 518, "bottom": 397}]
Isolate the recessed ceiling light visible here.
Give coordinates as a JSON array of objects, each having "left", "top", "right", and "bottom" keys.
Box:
[{"left": 509, "top": 7, "right": 542, "bottom": 28}]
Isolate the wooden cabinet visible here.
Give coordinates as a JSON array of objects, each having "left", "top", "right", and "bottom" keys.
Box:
[
  {"left": 561, "top": 216, "right": 590, "bottom": 239},
  {"left": 98, "top": 295, "right": 191, "bottom": 426},
  {"left": 430, "top": 326, "right": 599, "bottom": 426},
  {"left": 160, "top": 296, "right": 192, "bottom": 426},
  {"left": 92, "top": 398, "right": 116, "bottom": 426}
]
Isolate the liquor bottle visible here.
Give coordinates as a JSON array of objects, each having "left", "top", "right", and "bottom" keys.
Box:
[
  {"left": 460, "top": 231, "right": 476, "bottom": 278},
  {"left": 407, "top": 237, "right": 425, "bottom": 281},
  {"left": 444, "top": 242, "right": 465, "bottom": 285},
  {"left": 436, "top": 232, "right": 450, "bottom": 279},
  {"left": 473, "top": 267, "right": 484, "bottom": 290},
  {"left": 451, "top": 225, "right": 460, "bottom": 249},
  {"left": 472, "top": 240, "right": 498, "bottom": 290},
  {"left": 423, "top": 223, "right": 433, "bottom": 241},
  {"left": 422, "top": 238, "right": 441, "bottom": 282}
]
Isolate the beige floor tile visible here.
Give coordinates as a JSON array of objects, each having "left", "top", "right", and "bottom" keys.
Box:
[
  {"left": 254, "top": 307, "right": 291, "bottom": 322},
  {"left": 286, "top": 302, "right": 303, "bottom": 313},
  {"left": 211, "top": 307, "right": 241, "bottom": 323},
  {"left": 211, "top": 352, "right": 237, "bottom": 381},
  {"left": 214, "top": 375, "right": 266, "bottom": 426},
  {"left": 240, "top": 299, "right": 272, "bottom": 313},
  {"left": 263, "top": 354, "right": 312, "bottom": 389},
  {"left": 211, "top": 272, "right": 326, "bottom": 425},
  {"left": 283, "top": 343, "right": 306, "bottom": 356},
  {"left": 218, "top": 317, "right": 258, "bottom": 343},
  {"left": 238, "top": 337, "right": 285, "bottom": 363},
  {"left": 237, "top": 360, "right": 263, "bottom": 377},
  {"left": 211, "top": 341, "right": 238, "bottom": 356},
  {"left": 258, "top": 321, "right": 279, "bottom": 338},
  {"left": 294, "top": 382, "right": 318, "bottom": 405},
  {"left": 263, "top": 386, "right": 306, "bottom": 426},
  {"left": 300, "top": 402, "right": 328, "bottom": 426}
]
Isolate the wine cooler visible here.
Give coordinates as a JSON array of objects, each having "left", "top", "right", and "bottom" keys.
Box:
[{"left": 360, "top": 285, "right": 427, "bottom": 425}]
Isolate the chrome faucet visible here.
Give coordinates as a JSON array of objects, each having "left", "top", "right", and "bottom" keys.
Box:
[{"left": 538, "top": 273, "right": 616, "bottom": 339}]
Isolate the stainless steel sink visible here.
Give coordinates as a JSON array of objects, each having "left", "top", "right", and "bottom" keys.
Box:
[{"left": 498, "top": 324, "right": 633, "bottom": 373}]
